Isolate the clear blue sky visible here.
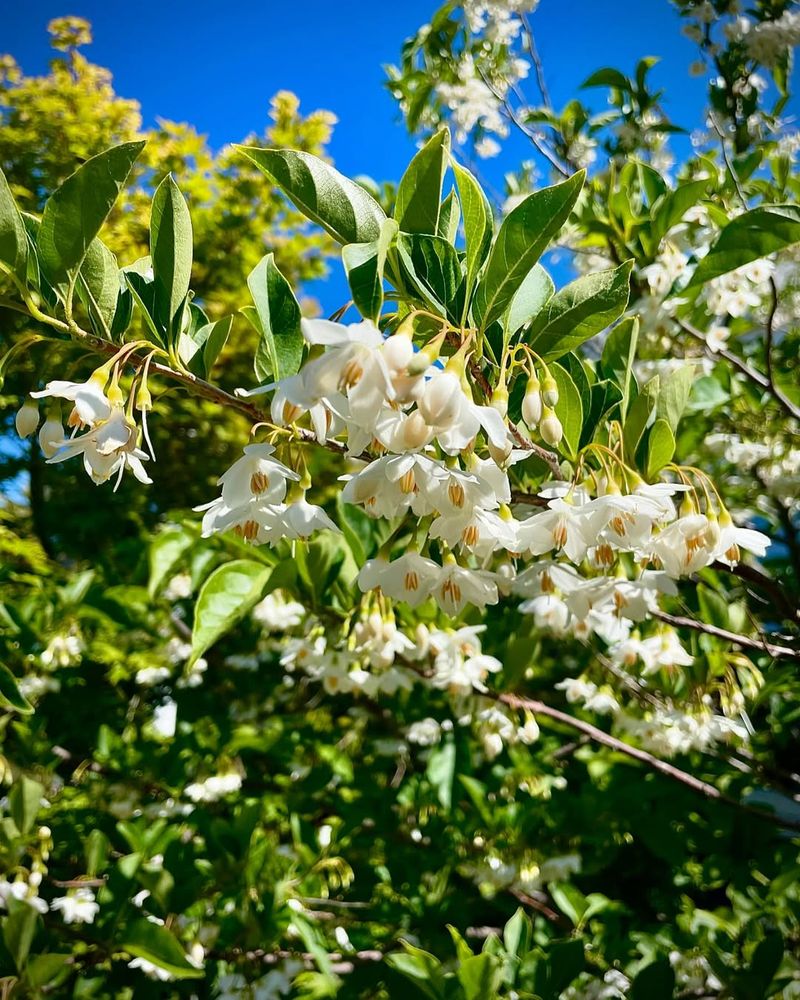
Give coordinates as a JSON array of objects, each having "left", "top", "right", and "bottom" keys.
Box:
[{"left": 9, "top": 2, "right": 723, "bottom": 306}]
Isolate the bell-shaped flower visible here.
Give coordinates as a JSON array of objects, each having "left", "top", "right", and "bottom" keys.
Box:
[
  {"left": 46, "top": 406, "right": 151, "bottom": 488},
  {"left": 430, "top": 507, "right": 518, "bottom": 558},
  {"left": 649, "top": 514, "right": 716, "bottom": 576},
  {"left": 713, "top": 512, "right": 770, "bottom": 567},
  {"left": 357, "top": 552, "right": 440, "bottom": 607},
  {"left": 32, "top": 376, "right": 111, "bottom": 429},
  {"left": 301, "top": 318, "right": 394, "bottom": 429},
  {"left": 216, "top": 443, "right": 300, "bottom": 508},
  {"left": 517, "top": 498, "right": 592, "bottom": 563},
  {"left": 432, "top": 558, "right": 499, "bottom": 616}
]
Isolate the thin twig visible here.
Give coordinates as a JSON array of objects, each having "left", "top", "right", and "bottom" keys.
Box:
[
  {"left": 653, "top": 610, "right": 800, "bottom": 660},
  {"left": 496, "top": 690, "right": 800, "bottom": 832},
  {"left": 764, "top": 276, "right": 799, "bottom": 421}
]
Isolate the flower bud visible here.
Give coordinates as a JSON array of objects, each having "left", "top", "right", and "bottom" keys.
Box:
[
  {"left": 15, "top": 397, "right": 39, "bottom": 438},
  {"left": 540, "top": 407, "right": 563, "bottom": 446},
  {"left": 401, "top": 410, "right": 433, "bottom": 450},
  {"left": 491, "top": 384, "right": 509, "bottom": 418},
  {"left": 382, "top": 331, "right": 414, "bottom": 373},
  {"left": 38, "top": 415, "right": 63, "bottom": 458},
  {"left": 521, "top": 376, "right": 542, "bottom": 428},
  {"left": 407, "top": 331, "right": 446, "bottom": 376},
  {"left": 541, "top": 374, "right": 559, "bottom": 408}
]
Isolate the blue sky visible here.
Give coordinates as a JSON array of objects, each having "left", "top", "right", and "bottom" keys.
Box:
[{"left": 11, "top": 1, "right": 714, "bottom": 306}]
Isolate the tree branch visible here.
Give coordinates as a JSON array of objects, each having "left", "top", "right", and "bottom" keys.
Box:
[
  {"left": 653, "top": 609, "right": 800, "bottom": 660},
  {"left": 495, "top": 690, "right": 800, "bottom": 832}
]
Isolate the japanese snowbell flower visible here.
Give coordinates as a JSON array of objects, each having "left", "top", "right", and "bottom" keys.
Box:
[
  {"left": 32, "top": 375, "right": 111, "bottom": 428},
  {"left": 51, "top": 888, "right": 100, "bottom": 924},
  {"left": 517, "top": 497, "right": 591, "bottom": 563},
  {"left": 357, "top": 552, "right": 440, "bottom": 607},
  {"left": 46, "top": 406, "right": 151, "bottom": 488},
  {"left": 433, "top": 557, "right": 499, "bottom": 616},
  {"left": 714, "top": 512, "right": 770, "bottom": 567}
]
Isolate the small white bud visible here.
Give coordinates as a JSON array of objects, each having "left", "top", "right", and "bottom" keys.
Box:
[
  {"left": 521, "top": 385, "right": 542, "bottom": 428},
  {"left": 540, "top": 407, "right": 563, "bottom": 446},
  {"left": 15, "top": 398, "right": 39, "bottom": 438},
  {"left": 541, "top": 375, "right": 559, "bottom": 408},
  {"left": 38, "top": 417, "right": 63, "bottom": 458}
]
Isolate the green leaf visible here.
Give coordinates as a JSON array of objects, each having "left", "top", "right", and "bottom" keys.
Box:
[
  {"left": 190, "top": 560, "right": 274, "bottom": 666},
  {"left": 179, "top": 315, "right": 233, "bottom": 378},
  {"left": 506, "top": 264, "right": 554, "bottom": 337},
  {"left": 10, "top": 776, "right": 44, "bottom": 836},
  {"left": 396, "top": 232, "right": 462, "bottom": 318},
  {"left": 452, "top": 159, "right": 493, "bottom": 316},
  {"left": 37, "top": 141, "right": 145, "bottom": 282},
  {"left": 426, "top": 737, "right": 456, "bottom": 812},
  {"left": 650, "top": 179, "right": 709, "bottom": 244},
  {"left": 150, "top": 174, "right": 193, "bottom": 334},
  {"left": 437, "top": 187, "right": 461, "bottom": 244},
  {"left": 549, "top": 882, "right": 587, "bottom": 927},
  {"left": 342, "top": 218, "right": 398, "bottom": 322},
  {"left": 395, "top": 128, "right": 450, "bottom": 234},
  {"left": 646, "top": 419, "right": 676, "bottom": 478},
  {"left": 239, "top": 146, "right": 386, "bottom": 245},
  {"left": 528, "top": 261, "right": 632, "bottom": 360},
  {"left": 624, "top": 375, "right": 659, "bottom": 463},
  {"left": 3, "top": 898, "right": 38, "bottom": 971},
  {"left": 386, "top": 943, "right": 446, "bottom": 1000},
  {"left": 458, "top": 953, "right": 503, "bottom": 1000},
  {"left": 0, "top": 663, "right": 33, "bottom": 714},
  {"left": 601, "top": 316, "right": 639, "bottom": 422},
  {"left": 552, "top": 362, "right": 583, "bottom": 460},
  {"left": 656, "top": 364, "right": 694, "bottom": 432},
  {"left": 689, "top": 205, "right": 800, "bottom": 285},
  {"left": 630, "top": 958, "right": 675, "bottom": 1000},
  {"left": 26, "top": 953, "right": 71, "bottom": 989},
  {"left": 503, "top": 908, "right": 530, "bottom": 959},
  {"left": 473, "top": 171, "right": 585, "bottom": 331},
  {"left": 149, "top": 529, "right": 195, "bottom": 597},
  {"left": 78, "top": 238, "right": 119, "bottom": 336},
  {"left": 581, "top": 67, "right": 630, "bottom": 91},
  {"left": 248, "top": 253, "right": 303, "bottom": 382},
  {"left": 0, "top": 167, "right": 29, "bottom": 279},
  {"left": 122, "top": 920, "right": 204, "bottom": 980}
]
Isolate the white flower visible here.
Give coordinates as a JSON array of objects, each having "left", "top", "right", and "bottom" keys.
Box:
[
  {"left": 519, "top": 594, "right": 571, "bottom": 634},
  {"left": 0, "top": 878, "right": 49, "bottom": 914},
  {"left": 252, "top": 592, "right": 306, "bottom": 631},
  {"left": 51, "top": 888, "right": 99, "bottom": 924},
  {"left": 433, "top": 560, "right": 499, "bottom": 616},
  {"left": 151, "top": 698, "right": 177, "bottom": 739},
  {"left": 135, "top": 666, "right": 171, "bottom": 687},
  {"left": 46, "top": 406, "right": 151, "bottom": 487},
  {"left": 128, "top": 957, "right": 176, "bottom": 981},
  {"left": 31, "top": 375, "right": 111, "bottom": 428},
  {"left": 517, "top": 498, "right": 592, "bottom": 563},
  {"left": 185, "top": 773, "right": 242, "bottom": 803},
  {"left": 431, "top": 648, "right": 501, "bottom": 695},
  {"left": 407, "top": 718, "right": 442, "bottom": 746},
  {"left": 706, "top": 325, "right": 730, "bottom": 352},
  {"left": 357, "top": 552, "right": 440, "bottom": 607},
  {"left": 714, "top": 513, "right": 770, "bottom": 567}
]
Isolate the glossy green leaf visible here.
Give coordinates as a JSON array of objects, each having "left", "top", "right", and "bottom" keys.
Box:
[
  {"left": 581, "top": 67, "right": 630, "bottom": 91},
  {"left": 37, "top": 141, "right": 145, "bottom": 282},
  {"left": 503, "top": 908, "right": 530, "bottom": 959},
  {"left": 239, "top": 146, "right": 386, "bottom": 245},
  {"left": 506, "top": 264, "right": 554, "bottom": 337},
  {"left": 656, "top": 364, "right": 694, "bottom": 432},
  {"left": 342, "top": 218, "right": 398, "bottom": 322},
  {"left": 248, "top": 253, "right": 303, "bottom": 382},
  {"left": 528, "top": 261, "right": 632, "bottom": 360},
  {"left": 437, "top": 187, "right": 460, "bottom": 244},
  {"left": 78, "top": 238, "right": 119, "bottom": 336},
  {"left": 458, "top": 953, "right": 503, "bottom": 1000},
  {"left": 452, "top": 159, "right": 493, "bottom": 315},
  {"left": 646, "top": 418, "right": 676, "bottom": 478},
  {"left": 624, "top": 374, "right": 659, "bottom": 463},
  {"left": 3, "top": 897, "right": 38, "bottom": 971},
  {"left": 650, "top": 178, "right": 709, "bottom": 244},
  {"left": 426, "top": 738, "right": 456, "bottom": 812},
  {"left": 689, "top": 204, "right": 800, "bottom": 285},
  {"left": 179, "top": 315, "right": 233, "bottom": 378},
  {"left": 10, "top": 775, "right": 44, "bottom": 836},
  {"left": 395, "top": 128, "right": 450, "bottom": 234},
  {"left": 473, "top": 170, "right": 585, "bottom": 331},
  {"left": 122, "top": 920, "right": 204, "bottom": 979},
  {"left": 149, "top": 529, "right": 195, "bottom": 597},
  {"left": 601, "top": 315, "right": 639, "bottom": 422},
  {"left": 190, "top": 560, "right": 273, "bottom": 666},
  {"left": 0, "top": 663, "right": 33, "bottom": 714},
  {"left": 397, "top": 232, "right": 462, "bottom": 318},
  {"left": 0, "top": 166, "right": 28, "bottom": 279},
  {"left": 150, "top": 174, "right": 193, "bottom": 333},
  {"left": 386, "top": 942, "right": 446, "bottom": 1000},
  {"left": 552, "top": 362, "right": 583, "bottom": 460}
]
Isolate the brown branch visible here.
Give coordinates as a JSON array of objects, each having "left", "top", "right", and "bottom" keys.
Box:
[
  {"left": 653, "top": 609, "right": 800, "bottom": 660},
  {"left": 710, "top": 560, "right": 799, "bottom": 623},
  {"left": 764, "top": 276, "right": 800, "bottom": 421},
  {"left": 495, "top": 690, "right": 800, "bottom": 832},
  {"left": 677, "top": 317, "right": 800, "bottom": 424}
]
